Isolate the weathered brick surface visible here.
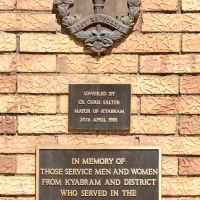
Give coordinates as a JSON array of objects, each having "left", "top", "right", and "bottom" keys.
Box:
[
  {"left": 57, "top": 55, "right": 138, "bottom": 74},
  {"left": 0, "top": 116, "right": 16, "bottom": 134},
  {"left": 17, "top": 0, "right": 53, "bottom": 10},
  {"left": 0, "top": 32, "right": 16, "bottom": 51},
  {"left": 131, "top": 75, "right": 178, "bottom": 94},
  {"left": 1, "top": 0, "right": 200, "bottom": 198},
  {"left": 143, "top": 14, "right": 181, "bottom": 32},
  {"left": 0, "top": 55, "right": 13, "bottom": 72},
  {"left": 182, "top": 0, "right": 200, "bottom": 11},
  {"left": 16, "top": 155, "right": 35, "bottom": 174},
  {"left": 0, "top": 176, "right": 35, "bottom": 195},
  {"left": 143, "top": 14, "right": 200, "bottom": 32},
  {"left": 58, "top": 135, "right": 200, "bottom": 155},
  {"left": 183, "top": 34, "right": 200, "bottom": 52},
  {"left": 180, "top": 116, "right": 200, "bottom": 135},
  {"left": 162, "top": 177, "right": 200, "bottom": 196},
  {"left": 18, "top": 75, "right": 178, "bottom": 94},
  {"left": 112, "top": 34, "right": 180, "bottom": 53},
  {"left": 18, "top": 116, "right": 68, "bottom": 134},
  {"left": 0, "top": 54, "right": 56, "bottom": 72},
  {"left": 140, "top": 55, "right": 200, "bottom": 74},
  {"left": 179, "top": 157, "right": 200, "bottom": 175},
  {"left": 141, "top": 96, "right": 200, "bottom": 114},
  {"left": 0, "top": 156, "right": 16, "bottom": 174},
  {"left": 0, "top": 76, "right": 16, "bottom": 93},
  {"left": 0, "top": 95, "right": 56, "bottom": 114},
  {"left": 20, "top": 33, "right": 84, "bottom": 53},
  {"left": 139, "top": 136, "right": 200, "bottom": 155},
  {"left": 131, "top": 96, "right": 139, "bottom": 114},
  {"left": 0, "top": 13, "right": 57, "bottom": 32},
  {"left": 18, "top": 115, "right": 176, "bottom": 135},
  {"left": 59, "top": 95, "right": 68, "bottom": 114},
  {"left": 20, "top": 33, "right": 180, "bottom": 53},
  {"left": 131, "top": 116, "right": 176, "bottom": 134},
  {"left": 0, "top": 198, "right": 16, "bottom": 200},
  {"left": 180, "top": 76, "right": 200, "bottom": 94},
  {"left": 141, "top": 0, "right": 178, "bottom": 11},
  {"left": 17, "top": 197, "right": 35, "bottom": 200},
  {"left": 0, "top": 136, "right": 57, "bottom": 153},
  {"left": 162, "top": 197, "right": 199, "bottom": 200},
  {"left": 162, "top": 157, "right": 178, "bottom": 176},
  {"left": 0, "top": 0, "right": 15, "bottom": 10},
  {"left": 58, "top": 135, "right": 134, "bottom": 146}
]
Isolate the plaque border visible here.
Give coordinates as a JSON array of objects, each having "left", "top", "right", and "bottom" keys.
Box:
[{"left": 36, "top": 146, "right": 161, "bottom": 200}]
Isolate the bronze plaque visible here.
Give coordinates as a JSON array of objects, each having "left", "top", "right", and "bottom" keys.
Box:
[
  {"left": 54, "top": 0, "right": 140, "bottom": 54},
  {"left": 37, "top": 146, "right": 161, "bottom": 200},
  {"left": 68, "top": 84, "right": 131, "bottom": 132}
]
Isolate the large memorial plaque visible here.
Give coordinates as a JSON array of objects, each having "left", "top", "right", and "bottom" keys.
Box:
[
  {"left": 68, "top": 84, "right": 131, "bottom": 132},
  {"left": 37, "top": 147, "right": 161, "bottom": 200}
]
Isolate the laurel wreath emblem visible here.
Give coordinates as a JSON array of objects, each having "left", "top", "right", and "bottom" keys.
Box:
[{"left": 55, "top": 0, "right": 140, "bottom": 54}]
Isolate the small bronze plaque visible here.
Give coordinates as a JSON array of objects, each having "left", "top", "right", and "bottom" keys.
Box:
[
  {"left": 68, "top": 84, "right": 131, "bottom": 132},
  {"left": 37, "top": 147, "right": 161, "bottom": 200}
]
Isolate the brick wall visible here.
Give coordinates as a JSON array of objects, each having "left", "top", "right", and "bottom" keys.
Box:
[{"left": 0, "top": 0, "right": 200, "bottom": 199}]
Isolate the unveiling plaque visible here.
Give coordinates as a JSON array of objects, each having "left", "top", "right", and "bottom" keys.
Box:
[
  {"left": 69, "top": 84, "right": 131, "bottom": 132},
  {"left": 37, "top": 147, "right": 161, "bottom": 200}
]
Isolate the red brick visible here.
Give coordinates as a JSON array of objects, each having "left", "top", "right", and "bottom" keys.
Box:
[
  {"left": 0, "top": 76, "right": 16, "bottom": 93},
  {"left": 18, "top": 75, "right": 178, "bottom": 94},
  {"left": 17, "top": 0, "right": 53, "bottom": 11},
  {"left": 0, "top": 176, "right": 34, "bottom": 195},
  {"left": 182, "top": 0, "right": 200, "bottom": 11},
  {"left": 0, "top": 136, "right": 57, "bottom": 153},
  {"left": 140, "top": 55, "right": 200, "bottom": 74},
  {"left": 57, "top": 55, "right": 138, "bottom": 74},
  {"left": 183, "top": 34, "right": 200, "bottom": 52},
  {"left": 18, "top": 116, "right": 68, "bottom": 134},
  {"left": 58, "top": 135, "right": 134, "bottom": 146},
  {"left": 141, "top": 96, "right": 200, "bottom": 114},
  {"left": 0, "top": 116, "right": 16, "bottom": 135},
  {"left": 112, "top": 34, "right": 180, "bottom": 53},
  {"left": 0, "top": 156, "right": 16, "bottom": 174},
  {"left": 179, "top": 157, "right": 200, "bottom": 175},
  {"left": 143, "top": 14, "right": 181, "bottom": 32},
  {"left": 0, "top": 13, "right": 57, "bottom": 32},
  {"left": 180, "top": 76, "right": 200, "bottom": 94},
  {"left": 131, "top": 75, "right": 178, "bottom": 94},
  {"left": 141, "top": 0, "right": 178, "bottom": 11},
  {"left": 0, "top": 198, "right": 16, "bottom": 200},
  {"left": 0, "top": 95, "right": 56, "bottom": 114},
  {"left": 180, "top": 116, "right": 200, "bottom": 135},
  {"left": 20, "top": 33, "right": 181, "bottom": 53},
  {"left": 162, "top": 157, "right": 178, "bottom": 176},
  {"left": 139, "top": 136, "right": 200, "bottom": 155},
  {"left": 16, "top": 155, "right": 35, "bottom": 174},
  {"left": 0, "top": 0, "right": 15, "bottom": 10},
  {"left": 0, "top": 32, "right": 16, "bottom": 51},
  {"left": 17, "top": 198, "right": 34, "bottom": 200},
  {"left": 162, "top": 177, "right": 200, "bottom": 196},
  {"left": 57, "top": 135, "right": 200, "bottom": 155},
  {"left": 131, "top": 116, "right": 176, "bottom": 135},
  {"left": 143, "top": 14, "right": 200, "bottom": 32},
  {"left": 0, "top": 54, "right": 56, "bottom": 72},
  {"left": 163, "top": 198, "right": 199, "bottom": 200}
]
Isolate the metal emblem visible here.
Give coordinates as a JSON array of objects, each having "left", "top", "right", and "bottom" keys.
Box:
[{"left": 55, "top": 0, "right": 140, "bottom": 54}]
